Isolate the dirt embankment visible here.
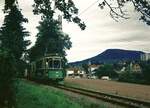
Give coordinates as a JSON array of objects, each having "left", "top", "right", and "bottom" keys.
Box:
[{"left": 65, "top": 78, "right": 150, "bottom": 101}]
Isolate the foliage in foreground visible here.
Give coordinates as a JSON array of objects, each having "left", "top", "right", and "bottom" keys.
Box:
[
  {"left": 0, "top": 1, "right": 30, "bottom": 108},
  {"left": 0, "top": 49, "right": 16, "bottom": 108},
  {"left": 17, "top": 80, "right": 81, "bottom": 108}
]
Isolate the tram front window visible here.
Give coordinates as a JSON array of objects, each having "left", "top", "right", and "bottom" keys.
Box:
[{"left": 54, "top": 60, "right": 61, "bottom": 69}]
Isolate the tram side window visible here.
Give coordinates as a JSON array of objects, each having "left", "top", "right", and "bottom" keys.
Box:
[
  {"left": 36, "top": 61, "right": 42, "bottom": 69},
  {"left": 48, "top": 59, "right": 53, "bottom": 68},
  {"left": 54, "top": 60, "right": 61, "bottom": 69}
]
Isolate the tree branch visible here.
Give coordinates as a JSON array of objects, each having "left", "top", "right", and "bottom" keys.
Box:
[{"left": 103, "top": 0, "right": 129, "bottom": 21}]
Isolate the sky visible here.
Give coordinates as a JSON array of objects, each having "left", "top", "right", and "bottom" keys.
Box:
[{"left": 0, "top": 0, "right": 150, "bottom": 62}]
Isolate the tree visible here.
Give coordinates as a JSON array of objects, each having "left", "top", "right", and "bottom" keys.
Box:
[
  {"left": 82, "top": 64, "right": 89, "bottom": 74},
  {"left": 95, "top": 64, "right": 118, "bottom": 78},
  {"left": 29, "top": 18, "right": 72, "bottom": 62},
  {"left": 0, "top": 49, "right": 17, "bottom": 108},
  {"left": 4, "top": 0, "right": 16, "bottom": 10},
  {"left": 0, "top": 2, "right": 30, "bottom": 108},
  {"left": 29, "top": 0, "right": 86, "bottom": 64},
  {"left": 1, "top": 5, "right": 30, "bottom": 76},
  {"left": 98, "top": 0, "right": 150, "bottom": 25},
  {"left": 1, "top": 5, "right": 30, "bottom": 61},
  {"left": 140, "top": 61, "right": 150, "bottom": 84},
  {"left": 33, "top": 0, "right": 86, "bottom": 30}
]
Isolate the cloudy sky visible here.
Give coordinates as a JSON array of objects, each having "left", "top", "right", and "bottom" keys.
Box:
[{"left": 0, "top": 0, "right": 150, "bottom": 62}]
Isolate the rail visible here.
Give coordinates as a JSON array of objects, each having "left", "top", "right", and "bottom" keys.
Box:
[
  {"left": 52, "top": 84, "right": 150, "bottom": 108},
  {"left": 27, "top": 79, "right": 150, "bottom": 108}
]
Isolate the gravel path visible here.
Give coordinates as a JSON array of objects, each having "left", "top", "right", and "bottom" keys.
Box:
[{"left": 65, "top": 78, "right": 150, "bottom": 101}]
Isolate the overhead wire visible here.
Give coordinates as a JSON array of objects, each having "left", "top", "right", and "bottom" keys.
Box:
[{"left": 79, "top": 0, "right": 100, "bottom": 16}]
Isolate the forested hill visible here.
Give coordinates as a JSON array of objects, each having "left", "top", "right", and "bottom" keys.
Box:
[{"left": 69, "top": 49, "right": 145, "bottom": 66}]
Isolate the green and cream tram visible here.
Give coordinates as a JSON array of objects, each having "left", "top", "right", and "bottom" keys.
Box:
[{"left": 30, "top": 54, "right": 65, "bottom": 82}]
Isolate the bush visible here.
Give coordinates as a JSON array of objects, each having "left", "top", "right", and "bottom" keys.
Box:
[
  {"left": 95, "top": 64, "right": 118, "bottom": 79},
  {"left": 118, "top": 71, "right": 146, "bottom": 84}
]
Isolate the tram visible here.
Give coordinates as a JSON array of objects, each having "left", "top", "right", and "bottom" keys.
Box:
[{"left": 29, "top": 54, "right": 65, "bottom": 82}]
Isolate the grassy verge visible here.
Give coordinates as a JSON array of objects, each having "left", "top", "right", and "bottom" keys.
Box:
[
  {"left": 16, "top": 80, "right": 82, "bottom": 108},
  {"left": 16, "top": 80, "right": 110, "bottom": 108}
]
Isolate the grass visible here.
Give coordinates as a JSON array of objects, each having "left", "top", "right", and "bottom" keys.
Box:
[
  {"left": 66, "top": 96, "right": 109, "bottom": 108},
  {"left": 16, "top": 80, "right": 109, "bottom": 108},
  {"left": 16, "top": 80, "right": 81, "bottom": 108}
]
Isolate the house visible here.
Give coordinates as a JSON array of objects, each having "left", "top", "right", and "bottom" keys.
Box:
[
  {"left": 118, "top": 62, "right": 142, "bottom": 74},
  {"left": 88, "top": 64, "right": 101, "bottom": 78},
  {"left": 131, "top": 63, "right": 142, "bottom": 73},
  {"left": 66, "top": 68, "right": 74, "bottom": 77},
  {"left": 66, "top": 67, "right": 85, "bottom": 78},
  {"left": 88, "top": 64, "right": 100, "bottom": 72},
  {"left": 141, "top": 53, "right": 150, "bottom": 61}
]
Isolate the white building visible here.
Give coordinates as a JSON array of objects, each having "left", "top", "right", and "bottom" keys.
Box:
[
  {"left": 88, "top": 64, "right": 100, "bottom": 79},
  {"left": 141, "top": 53, "right": 150, "bottom": 61},
  {"left": 66, "top": 67, "right": 85, "bottom": 78},
  {"left": 66, "top": 68, "right": 74, "bottom": 77},
  {"left": 88, "top": 64, "right": 100, "bottom": 72}
]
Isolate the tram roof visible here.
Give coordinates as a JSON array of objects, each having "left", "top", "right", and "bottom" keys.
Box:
[
  {"left": 31, "top": 54, "right": 63, "bottom": 63},
  {"left": 44, "top": 53, "right": 63, "bottom": 58},
  {"left": 39, "top": 54, "right": 63, "bottom": 60}
]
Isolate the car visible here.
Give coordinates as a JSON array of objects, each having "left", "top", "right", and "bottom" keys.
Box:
[{"left": 101, "top": 76, "right": 110, "bottom": 80}]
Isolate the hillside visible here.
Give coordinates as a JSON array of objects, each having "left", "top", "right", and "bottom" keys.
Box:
[{"left": 69, "top": 49, "right": 144, "bottom": 66}]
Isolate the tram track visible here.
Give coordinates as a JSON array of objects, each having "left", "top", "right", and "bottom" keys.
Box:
[{"left": 51, "top": 84, "right": 150, "bottom": 108}]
